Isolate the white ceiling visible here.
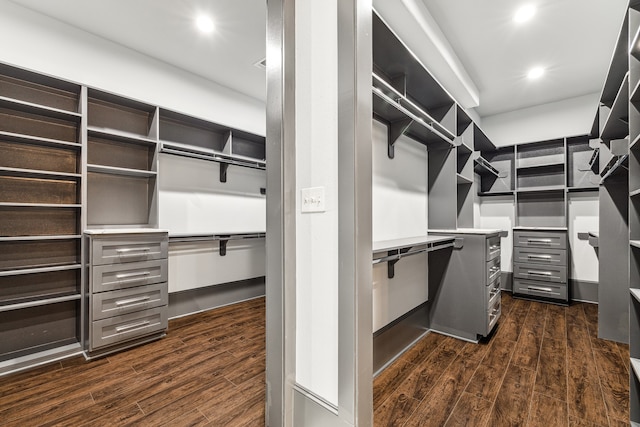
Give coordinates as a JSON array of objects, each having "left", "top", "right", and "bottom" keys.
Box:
[
  {"left": 420, "top": 0, "right": 628, "bottom": 117},
  {"left": 8, "top": 0, "right": 267, "bottom": 101},
  {"left": 7, "top": 0, "right": 631, "bottom": 118}
]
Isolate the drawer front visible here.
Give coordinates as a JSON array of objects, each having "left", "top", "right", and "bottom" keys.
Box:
[
  {"left": 486, "top": 294, "right": 501, "bottom": 334},
  {"left": 92, "top": 282, "right": 168, "bottom": 320},
  {"left": 513, "top": 231, "right": 566, "bottom": 250},
  {"left": 486, "top": 278, "right": 501, "bottom": 306},
  {"left": 514, "top": 279, "right": 568, "bottom": 301},
  {"left": 486, "top": 236, "right": 501, "bottom": 261},
  {"left": 513, "top": 247, "right": 566, "bottom": 266},
  {"left": 91, "top": 236, "right": 168, "bottom": 266},
  {"left": 514, "top": 263, "right": 567, "bottom": 283},
  {"left": 487, "top": 257, "right": 501, "bottom": 285},
  {"left": 91, "top": 306, "right": 167, "bottom": 350},
  {"left": 92, "top": 260, "right": 167, "bottom": 293}
]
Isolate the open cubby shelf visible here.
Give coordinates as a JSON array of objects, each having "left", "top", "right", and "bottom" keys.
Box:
[{"left": 87, "top": 126, "right": 158, "bottom": 147}]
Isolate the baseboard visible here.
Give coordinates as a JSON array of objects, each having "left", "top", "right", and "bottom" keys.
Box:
[{"left": 168, "top": 277, "right": 265, "bottom": 319}]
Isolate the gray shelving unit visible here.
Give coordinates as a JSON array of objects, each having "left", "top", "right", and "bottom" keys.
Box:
[
  {"left": 86, "top": 89, "right": 159, "bottom": 229},
  {"left": 629, "top": 2, "right": 640, "bottom": 424},
  {"left": 0, "top": 64, "right": 84, "bottom": 374}
]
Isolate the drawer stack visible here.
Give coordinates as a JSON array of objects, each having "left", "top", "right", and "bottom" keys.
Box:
[
  {"left": 512, "top": 229, "right": 568, "bottom": 304},
  {"left": 485, "top": 235, "right": 502, "bottom": 336},
  {"left": 86, "top": 230, "right": 169, "bottom": 356}
]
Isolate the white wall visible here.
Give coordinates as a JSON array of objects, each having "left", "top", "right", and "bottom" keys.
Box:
[
  {"left": 568, "top": 193, "right": 599, "bottom": 282},
  {"left": 482, "top": 93, "right": 599, "bottom": 147},
  {"left": 0, "top": 1, "right": 265, "bottom": 135},
  {"left": 294, "top": 0, "right": 339, "bottom": 406},
  {"left": 372, "top": 120, "right": 429, "bottom": 331},
  {"left": 478, "top": 195, "right": 515, "bottom": 274}
]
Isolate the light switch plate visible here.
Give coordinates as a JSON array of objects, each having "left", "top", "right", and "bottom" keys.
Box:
[{"left": 301, "top": 187, "right": 326, "bottom": 213}]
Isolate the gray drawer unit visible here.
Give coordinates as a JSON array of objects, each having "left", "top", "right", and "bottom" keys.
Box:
[
  {"left": 513, "top": 228, "right": 568, "bottom": 304},
  {"left": 91, "top": 306, "right": 168, "bottom": 350},
  {"left": 85, "top": 230, "right": 169, "bottom": 355},
  {"left": 91, "top": 260, "right": 168, "bottom": 293},
  {"left": 91, "top": 282, "right": 168, "bottom": 320},
  {"left": 91, "top": 236, "right": 168, "bottom": 266},
  {"left": 428, "top": 230, "right": 503, "bottom": 341},
  {"left": 513, "top": 263, "right": 567, "bottom": 284},
  {"left": 513, "top": 230, "right": 567, "bottom": 250},
  {"left": 513, "top": 246, "right": 566, "bottom": 266},
  {"left": 513, "top": 279, "right": 568, "bottom": 301}
]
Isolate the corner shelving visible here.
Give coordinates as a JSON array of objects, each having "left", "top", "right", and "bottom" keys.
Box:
[
  {"left": 601, "top": 73, "right": 629, "bottom": 141},
  {"left": 476, "top": 146, "right": 514, "bottom": 196}
]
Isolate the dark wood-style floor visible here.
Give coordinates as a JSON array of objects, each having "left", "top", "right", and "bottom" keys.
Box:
[
  {"left": 0, "top": 293, "right": 629, "bottom": 426},
  {"left": 374, "top": 292, "right": 630, "bottom": 427},
  {"left": 0, "top": 297, "right": 266, "bottom": 426}
]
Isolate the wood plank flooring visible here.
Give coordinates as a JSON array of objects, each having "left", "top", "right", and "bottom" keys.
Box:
[
  {"left": 0, "top": 293, "right": 629, "bottom": 426},
  {"left": 0, "top": 297, "right": 266, "bottom": 427},
  {"left": 374, "top": 292, "right": 630, "bottom": 427}
]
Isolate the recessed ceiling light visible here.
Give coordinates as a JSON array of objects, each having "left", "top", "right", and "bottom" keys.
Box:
[
  {"left": 527, "top": 66, "right": 545, "bottom": 79},
  {"left": 514, "top": 4, "right": 536, "bottom": 23},
  {"left": 196, "top": 14, "right": 215, "bottom": 34}
]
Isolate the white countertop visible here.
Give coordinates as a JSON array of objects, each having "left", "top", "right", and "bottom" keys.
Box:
[
  {"left": 428, "top": 228, "right": 503, "bottom": 235},
  {"left": 84, "top": 228, "right": 169, "bottom": 235},
  {"left": 512, "top": 226, "right": 568, "bottom": 231},
  {"left": 373, "top": 235, "right": 455, "bottom": 253}
]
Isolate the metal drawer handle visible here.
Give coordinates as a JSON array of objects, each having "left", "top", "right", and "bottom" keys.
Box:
[
  {"left": 115, "top": 320, "right": 150, "bottom": 333},
  {"left": 116, "top": 271, "right": 151, "bottom": 280},
  {"left": 116, "top": 247, "right": 151, "bottom": 258},
  {"left": 490, "top": 307, "right": 500, "bottom": 316},
  {"left": 527, "top": 286, "right": 553, "bottom": 293},
  {"left": 490, "top": 289, "right": 500, "bottom": 299},
  {"left": 489, "top": 245, "right": 500, "bottom": 250},
  {"left": 115, "top": 296, "right": 151, "bottom": 307},
  {"left": 527, "top": 270, "right": 552, "bottom": 276},
  {"left": 489, "top": 266, "right": 500, "bottom": 273},
  {"left": 527, "top": 238, "right": 552, "bottom": 244},
  {"left": 527, "top": 254, "right": 552, "bottom": 260}
]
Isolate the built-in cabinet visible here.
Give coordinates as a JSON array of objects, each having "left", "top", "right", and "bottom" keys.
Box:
[{"left": 0, "top": 61, "right": 266, "bottom": 375}]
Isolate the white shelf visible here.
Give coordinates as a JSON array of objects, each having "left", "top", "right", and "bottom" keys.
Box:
[{"left": 517, "top": 185, "right": 565, "bottom": 193}]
